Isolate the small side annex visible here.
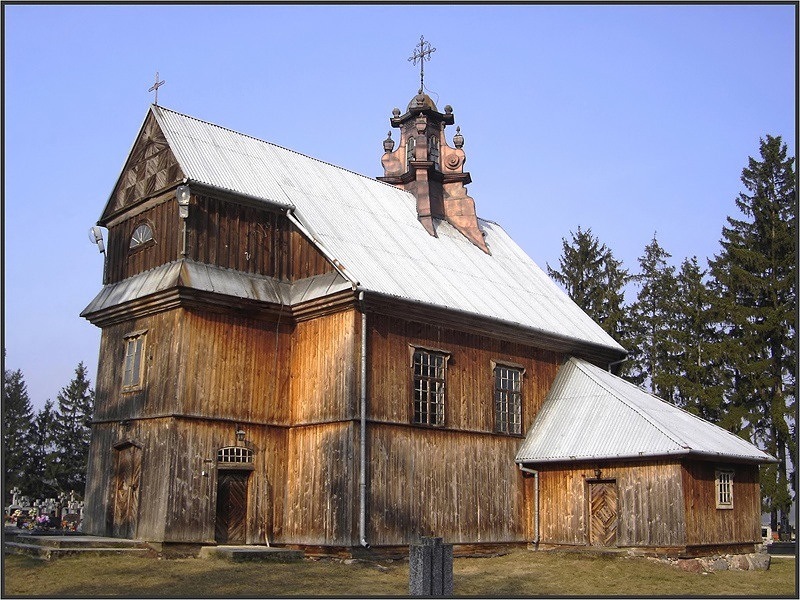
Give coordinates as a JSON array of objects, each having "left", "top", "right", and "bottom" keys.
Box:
[{"left": 515, "top": 358, "right": 777, "bottom": 556}]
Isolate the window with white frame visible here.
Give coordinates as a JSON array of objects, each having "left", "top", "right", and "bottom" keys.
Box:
[
  {"left": 715, "top": 469, "right": 734, "bottom": 509},
  {"left": 412, "top": 348, "right": 448, "bottom": 426},
  {"left": 122, "top": 331, "right": 147, "bottom": 390},
  {"left": 217, "top": 446, "right": 253, "bottom": 464},
  {"left": 129, "top": 222, "right": 154, "bottom": 250},
  {"left": 494, "top": 364, "right": 523, "bottom": 435}
]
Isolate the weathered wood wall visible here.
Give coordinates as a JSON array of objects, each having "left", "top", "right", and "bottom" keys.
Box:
[
  {"left": 364, "top": 312, "right": 561, "bottom": 545},
  {"left": 533, "top": 460, "right": 687, "bottom": 548},
  {"left": 682, "top": 461, "right": 761, "bottom": 546}
]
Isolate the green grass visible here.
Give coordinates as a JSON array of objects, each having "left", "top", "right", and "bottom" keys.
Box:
[{"left": 2, "top": 550, "right": 796, "bottom": 597}]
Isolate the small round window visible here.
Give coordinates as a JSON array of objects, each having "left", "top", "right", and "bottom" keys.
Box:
[{"left": 130, "top": 223, "right": 154, "bottom": 249}]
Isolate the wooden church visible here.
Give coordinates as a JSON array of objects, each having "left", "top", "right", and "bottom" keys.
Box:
[{"left": 82, "top": 63, "right": 775, "bottom": 557}]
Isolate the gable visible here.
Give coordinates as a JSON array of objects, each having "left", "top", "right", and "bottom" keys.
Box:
[{"left": 101, "top": 109, "right": 184, "bottom": 223}]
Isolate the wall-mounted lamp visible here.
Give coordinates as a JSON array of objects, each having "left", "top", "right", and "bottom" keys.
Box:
[
  {"left": 88, "top": 225, "right": 106, "bottom": 254},
  {"left": 594, "top": 468, "right": 602, "bottom": 480},
  {"left": 236, "top": 428, "right": 246, "bottom": 444},
  {"left": 176, "top": 185, "right": 191, "bottom": 219}
]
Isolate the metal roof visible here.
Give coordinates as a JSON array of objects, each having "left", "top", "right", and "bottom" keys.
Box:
[
  {"left": 149, "top": 106, "right": 625, "bottom": 358},
  {"left": 515, "top": 358, "right": 777, "bottom": 465},
  {"left": 81, "top": 260, "right": 351, "bottom": 317}
]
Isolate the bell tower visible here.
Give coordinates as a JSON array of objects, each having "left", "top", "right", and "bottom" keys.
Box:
[{"left": 378, "top": 37, "right": 489, "bottom": 254}]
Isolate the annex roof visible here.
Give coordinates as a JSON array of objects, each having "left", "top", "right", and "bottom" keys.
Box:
[
  {"left": 115, "top": 105, "right": 626, "bottom": 359},
  {"left": 515, "top": 357, "right": 777, "bottom": 465}
]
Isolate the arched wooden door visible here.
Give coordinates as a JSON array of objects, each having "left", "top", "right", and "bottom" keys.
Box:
[
  {"left": 111, "top": 443, "right": 142, "bottom": 539},
  {"left": 215, "top": 470, "right": 250, "bottom": 544},
  {"left": 588, "top": 480, "right": 618, "bottom": 547}
]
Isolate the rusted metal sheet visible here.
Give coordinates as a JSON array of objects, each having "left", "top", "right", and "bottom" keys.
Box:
[
  {"left": 148, "top": 105, "right": 625, "bottom": 358},
  {"left": 515, "top": 358, "right": 777, "bottom": 465}
]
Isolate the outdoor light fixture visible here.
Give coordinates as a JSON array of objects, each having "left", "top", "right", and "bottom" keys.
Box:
[
  {"left": 236, "top": 428, "right": 246, "bottom": 444},
  {"left": 88, "top": 225, "right": 105, "bottom": 254},
  {"left": 176, "top": 184, "right": 191, "bottom": 219},
  {"left": 594, "top": 468, "right": 602, "bottom": 480}
]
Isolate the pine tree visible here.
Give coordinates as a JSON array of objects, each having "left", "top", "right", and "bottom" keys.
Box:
[
  {"left": 669, "top": 257, "right": 725, "bottom": 417},
  {"left": 708, "top": 134, "right": 796, "bottom": 534},
  {"left": 547, "top": 226, "right": 630, "bottom": 344},
  {"left": 3, "top": 367, "right": 34, "bottom": 498},
  {"left": 52, "top": 363, "right": 95, "bottom": 495},
  {"left": 626, "top": 234, "right": 679, "bottom": 399},
  {"left": 29, "top": 400, "right": 60, "bottom": 498}
]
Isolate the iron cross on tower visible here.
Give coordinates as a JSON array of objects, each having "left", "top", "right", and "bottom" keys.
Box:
[
  {"left": 149, "top": 71, "right": 166, "bottom": 105},
  {"left": 408, "top": 35, "right": 436, "bottom": 94}
]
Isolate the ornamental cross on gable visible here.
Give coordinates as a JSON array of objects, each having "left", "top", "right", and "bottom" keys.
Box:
[
  {"left": 149, "top": 71, "right": 166, "bottom": 105},
  {"left": 408, "top": 35, "right": 436, "bottom": 94}
]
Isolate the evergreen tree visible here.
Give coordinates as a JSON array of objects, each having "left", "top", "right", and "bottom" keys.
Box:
[
  {"left": 3, "top": 367, "right": 34, "bottom": 498},
  {"left": 547, "top": 226, "right": 630, "bottom": 344},
  {"left": 708, "top": 135, "right": 796, "bottom": 533},
  {"left": 29, "top": 400, "right": 60, "bottom": 498},
  {"left": 669, "top": 257, "right": 725, "bottom": 417},
  {"left": 626, "top": 234, "right": 679, "bottom": 399},
  {"left": 52, "top": 363, "right": 95, "bottom": 495}
]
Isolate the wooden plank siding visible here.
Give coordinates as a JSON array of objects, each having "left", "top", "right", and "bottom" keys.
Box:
[
  {"left": 533, "top": 460, "right": 687, "bottom": 548},
  {"left": 364, "top": 312, "right": 561, "bottom": 546},
  {"left": 682, "top": 462, "right": 761, "bottom": 546}
]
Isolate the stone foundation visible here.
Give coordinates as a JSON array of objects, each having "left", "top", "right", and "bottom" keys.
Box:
[{"left": 656, "top": 550, "right": 771, "bottom": 572}]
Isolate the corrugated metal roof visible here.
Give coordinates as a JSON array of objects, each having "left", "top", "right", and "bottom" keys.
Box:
[
  {"left": 515, "top": 358, "right": 777, "bottom": 465},
  {"left": 81, "top": 260, "right": 351, "bottom": 316},
  {"left": 150, "top": 106, "right": 625, "bottom": 357}
]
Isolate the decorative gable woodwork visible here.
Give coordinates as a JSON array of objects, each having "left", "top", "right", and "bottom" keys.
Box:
[{"left": 102, "top": 110, "right": 184, "bottom": 223}]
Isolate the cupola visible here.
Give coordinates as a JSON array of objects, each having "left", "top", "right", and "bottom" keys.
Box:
[{"left": 377, "top": 37, "right": 489, "bottom": 254}]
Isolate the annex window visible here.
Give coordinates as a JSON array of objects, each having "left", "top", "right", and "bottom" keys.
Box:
[
  {"left": 122, "top": 330, "right": 147, "bottom": 390},
  {"left": 715, "top": 469, "right": 734, "bottom": 509},
  {"left": 217, "top": 446, "right": 253, "bottom": 464},
  {"left": 412, "top": 347, "right": 448, "bottom": 427},
  {"left": 129, "top": 222, "right": 154, "bottom": 250},
  {"left": 494, "top": 363, "right": 523, "bottom": 435}
]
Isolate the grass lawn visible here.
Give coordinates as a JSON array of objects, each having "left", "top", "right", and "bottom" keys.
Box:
[{"left": 2, "top": 550, "right": 796, "bottom": 597}]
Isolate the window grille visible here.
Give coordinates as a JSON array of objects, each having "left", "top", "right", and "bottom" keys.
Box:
[
  {"left": 494, "top": 365, "right": 523, "bottom": 435},
  {"left": 129, "top": 223, "right": 154, "bottom": 249},
  {"left": 715, "top": 469, "right": 734, "bottom": 509},
  {"left": 217, "top": 446, "right": 253, "bottom": 464},
  {"left": 413, "top": 349, "right": 446, "bottom": 426}
]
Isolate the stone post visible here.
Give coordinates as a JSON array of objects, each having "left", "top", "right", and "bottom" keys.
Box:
[{"left": 409, "top": 537, "right": 454, "bottom": 596}]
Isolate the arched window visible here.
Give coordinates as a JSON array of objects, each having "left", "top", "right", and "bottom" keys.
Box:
[
  {"left": 428, "top": 135, "right": 440, "bottom": 170},
  {"left": 129, "top": 222, "right": 154, "bottom": 250},
  {"left": 217, "top": 446, "right": 253, "bottom": 464},
  {"left": 406, "top": 136, "right": 416, "bottom": 169}
]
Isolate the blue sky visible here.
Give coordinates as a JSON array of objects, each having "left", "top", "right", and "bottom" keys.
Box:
[{"left": 3, "top": 3, "right": 796, "bottom": 410}]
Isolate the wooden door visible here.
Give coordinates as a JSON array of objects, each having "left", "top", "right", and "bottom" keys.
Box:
[
  {"left": 588, "top": 481, "right": 618, "bottom": 547},
  {"left": 112, "top": 445, "right": 142, "bottom": 539},
  {"left": 215, "top": 471, "right": 249, "bottom": 544}
]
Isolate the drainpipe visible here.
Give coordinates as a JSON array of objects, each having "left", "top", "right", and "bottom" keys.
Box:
[
  {"left": 518, "top": 465, "right": 539, "bottom": 545},
  {"left": 608, "top": 356, "right": 627, "bottom": 373},
  {"left": 358, "top": 291, "right": 370, "bottom": 548}
]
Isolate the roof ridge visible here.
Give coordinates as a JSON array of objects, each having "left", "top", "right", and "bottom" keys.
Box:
[
  {"left": 569, "top": 358, "right": 691, "bottom": 451},
  {"left": 151, "top": 104, "right": 403, "bottom": 191}
]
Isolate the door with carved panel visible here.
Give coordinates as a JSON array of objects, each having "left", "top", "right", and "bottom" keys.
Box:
[
  {"left": 112, "top": 444, "right": 142, "bottom": 539},
  {"left": 588, "top": 481, "right": 618, "bottom": 547},
  {"left": 215, "top": 470, "right": 249, "bottom": 544}
]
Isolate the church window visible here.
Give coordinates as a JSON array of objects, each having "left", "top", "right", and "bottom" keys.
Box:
[
  {"left": 412, "top": 347, "right": 448, "bottom": 427},
  {"left": 129, "top": 222, "right": 154, "bottom": 250},
  {"left": 428, "top": 135, "right": 440, "bottom": 170},
  {"left": 715, "top": 469, "right": 734, "bottom": 509},
  {"left": 217, "top": 446, "right": 253, "bottom": 465},
  {"left": 494, "top": 364, "right": 523, "bottom": 435},
  {"left": 406, "top": 136, "right": 416, "bottom": 168},
  {"left": 122, "top": 330, "right": 147, "bottom": 390}
]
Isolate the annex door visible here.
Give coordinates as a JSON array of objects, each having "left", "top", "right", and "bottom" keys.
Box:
[
  {"left": 112, "top": 444, "right": 142, "bottom": 539},
  {"left": 588, "top": 481, "right": 618, "bottom": 547},
  {"left": 215, "top": 470, "right": 249, "bottom": 544}
]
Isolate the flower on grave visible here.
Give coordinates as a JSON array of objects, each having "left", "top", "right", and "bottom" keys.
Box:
[{"left": 36, "top": 514, "right": 50, "bottom": 527}]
